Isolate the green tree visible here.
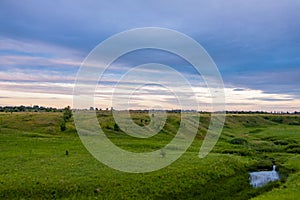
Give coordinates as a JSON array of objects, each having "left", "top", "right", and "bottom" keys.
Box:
[
  {"left": 61, "top": 106, "right": 72, "bottom": 131},
  {"left": 63, "top": 106, "right": 72, "bottom": 122}
]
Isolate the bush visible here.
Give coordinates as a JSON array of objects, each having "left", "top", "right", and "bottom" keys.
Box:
[
  {"left": 274, "top": 140, "right": 289, "bottom": 145},
  {"left": 254, "top": 142, "right": 280, "bottom": 153},
  {"left": 105, "top": 125, "right": 112, "bottom": 129},
  {"left": 60, "top": 121, "right": 66, "bottom": 131},
  {"left": 276, "top": 165, "right": 295, "bottom": 182},
  {"left": 249, "top": 129, "right": 263, "bottom": 133},
  {"left": 63, "top": 106, "right": 72, "bottom": 122},
  {"left": 230, "top": 138, "right": 248, "bottom": 145},
  {"left": 247, "top": 159, "right": 274, "bottom": 171},
  {"left": 114, "top": 123, "right": 120, "bottom": 131},
  {"left": 264, "top": 116, "right": 283, "bottom": 123},
  {"left": 285, "top": 144, "right": 300, "bottom": 150},
  {"left": 287, "top": 148, "right": 300, "bottom": 154},
  {"left": 288, "top": 122, "right": 300, "bottom": 125},
  {"left": 60, "top": 106, "right": 72, "bottom": 131},
  {"left": 222, "top": 149, "right": 253, "bottom": 156}
]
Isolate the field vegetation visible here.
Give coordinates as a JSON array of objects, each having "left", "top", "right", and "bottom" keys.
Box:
[{"left": 1, "top": 111, "right": 300, "bottom": 199}]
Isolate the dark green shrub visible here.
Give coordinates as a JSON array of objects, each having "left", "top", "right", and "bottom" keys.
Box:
[
  {"left": 287, "top": 148, "right": 300, "bottom": 153},
  {"left": 114, "top": 123, "right": 120, "bottom": 131},
  {"left": 60, "top": 121, "right": 66, "bottom": 131},
  {"left": 247, "top": 159, "right": 274, "bottom": 171},
  {"left": 288, "top": 122, "right": 300, "bottom": 125},
  {"left": 268, "top": 116, "right": 283, "bottom": 123},
  {"left": 285, "top": 144, "right": 300, "bottom": 150},
  {"left": 249, "top": 129, "right": 263, "bottom": 133},
  {"left": 222, "top": 149, "right": 253, "bottom": 156},
  {"left": 105, "top": 125, "right": 112, "bottom": 129},
  {"left": 253, "top": 142, "right": 281, "bottom": 153},
  {"left": 63, "top": 106, "right": 72, "bottom": 122},
  {"left": 276, "top": 164, "right": 295, "bottom": 182},
  {"left": 230, "top": 138, "right": 248, "bottom": 145},
  {"left": 274, "top": 140, "right": 289, "bottom": 145}
]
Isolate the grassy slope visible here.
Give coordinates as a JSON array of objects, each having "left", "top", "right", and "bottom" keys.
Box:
[
  {"left": 0, "top": 112, "right": 300, "bottom": 199},
  {"left": 251, "top": 155, "right": 300, "bottom": 200}
]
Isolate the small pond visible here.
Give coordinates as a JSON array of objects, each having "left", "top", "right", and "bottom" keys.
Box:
[{"left": 249, "top": 165, "right": 280, "bottom": 188}]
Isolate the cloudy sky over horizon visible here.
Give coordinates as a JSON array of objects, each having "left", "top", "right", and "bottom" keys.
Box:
[{"left": 0, "top": 0, "right": 300, "bottom": 111}]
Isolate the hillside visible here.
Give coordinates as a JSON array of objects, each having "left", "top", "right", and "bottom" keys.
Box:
[{"left": 0, "top": 112, "right": 300, "bottom": 199}]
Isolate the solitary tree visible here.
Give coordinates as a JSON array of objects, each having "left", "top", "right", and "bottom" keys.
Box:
[
  {"left": 63, "top": 106, "right": 72, "bottom": 122},
  {"left": 61, "top": 106, "right": 72, "bottom": 132}
]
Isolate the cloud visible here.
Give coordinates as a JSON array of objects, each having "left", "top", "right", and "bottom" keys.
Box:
[
  {"left": 0, "top": 37, "right": 83, "bottom": 70},
  {"left": 233, "top": 88, "right": 246, "bottom": 91},
  {"left": 1, "top": 0, "right": 299, "bottom": 52},
  {"left": 0, "top": 37, "right": 84, "bottom": 58},
  {"left": 0, "top": 0, "right": 299, "bottom": 111},
  {"left": 224, "top": 68, "right": 300, "bottom": 98},
  {"left": 251, "top": 98, "right": 294, "bottom": 102}
]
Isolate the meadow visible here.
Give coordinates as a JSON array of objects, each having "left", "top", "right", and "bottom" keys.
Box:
[{"left": 1, "top": 111, "right": 300, "bottom": 199}]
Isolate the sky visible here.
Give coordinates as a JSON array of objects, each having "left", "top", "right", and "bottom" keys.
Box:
[{"left": 0, "top": 0, "right": 300, "bottom": 111}]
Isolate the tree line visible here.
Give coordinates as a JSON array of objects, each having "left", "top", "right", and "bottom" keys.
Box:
[
  {"left": 0, "top": 105, "right": 61, "bottom": 112},
  {"left": 1, "top": 105, "right": 299, "bottom": 115}
]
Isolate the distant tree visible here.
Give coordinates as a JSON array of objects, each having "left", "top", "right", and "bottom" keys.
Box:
[
  {"left": 63, "top": 106, "right": 72, "bottom": 122},
  {"left": 19, "top": 105, "right": 25, "bottom": 112},
  {"left": 33, "top": 105, "right": 39, "bottom": 112},
  {"left": 60, "top": 106, "right": 72, "bottom": 132}
]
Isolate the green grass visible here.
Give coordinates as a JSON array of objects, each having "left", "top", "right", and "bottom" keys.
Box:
[{"left": 1, "top": 112, "right": 300, "bottom": 199}]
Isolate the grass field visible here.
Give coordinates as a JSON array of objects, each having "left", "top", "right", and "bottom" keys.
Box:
[{"left": 1, "top": 111, "right": 300, "bottom": 199}]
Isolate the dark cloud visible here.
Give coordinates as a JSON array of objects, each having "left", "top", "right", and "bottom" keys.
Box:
[
  {"left": 224, "top": 68, "right": 300, "bottom": 98},
  {"left": 250, "top": 98, "right": 294, "bottom": 102},
  {"left": 233, "top": 88, "right": 246, "bottom": 91}
]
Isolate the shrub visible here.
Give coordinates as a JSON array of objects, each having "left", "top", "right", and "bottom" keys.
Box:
[
  {"left": 230, "top": 138, "right": 248, "bottom": 145},
  {"left": 114, "top": 123, "right": 120, "bottom": 131},
  {"left": 249, "top": 129, "right": 263, "bottom": 133},
  {"left": 105, "top": 125, "right": 112, "bottom": 129},
  {"left": 60, "top": 121, "right": 66, "bottom": 131},
  {"left": 63, "top": 106, "right": 72, "bottom": 122},
  {"left": 264, "top": 116, "right": 283, "bottom": 124},
  {"left": 222, "top": 149, "right": 253, "bottom": 156},
  {"left": 288, "top": 122, "right": 300, "bottom": 125},
  {"left": 287, "top": 148, "right": 300, "bottom": 154},
  {"left": 285, "top": 144, "right": 300, "bottom": 150},
  {"left": 247, "top": 159, "right": 274, "bottom": 171},
  {"left": 274, "top": 140, "right": 289, "bottom": 145}
]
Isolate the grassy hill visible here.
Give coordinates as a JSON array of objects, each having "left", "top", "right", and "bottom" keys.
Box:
[{"left": 1, "top": 111, "right": 300, "bottom": 199}]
